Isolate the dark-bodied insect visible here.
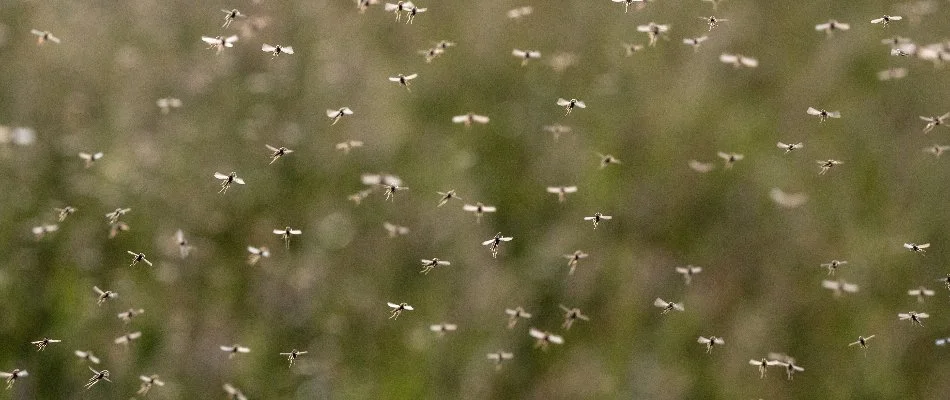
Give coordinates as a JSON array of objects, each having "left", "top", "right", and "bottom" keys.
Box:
[
  {"left": 719, "top": 53, "right": 758, "bottom": 68},
  {"left": 815, "top": 19, "right": 850, "bottom": 36},
  {"left": 683, "top": 36, "right": 709, "bottom": 51},
  {"left": 405, "top": 5, "right": 427, "bottom": 24},
  {"left": 637, "top": 22, "right": 670, "bottom": 46},
  {"left": 623, "top": 43, "right": 645, "bottom": 56},
  {"left": 54, "top": 206, "right": 77, "bottom": 222},
  {"left": 452, "top": 113, "right": 490, "bottom": 127},
  {"left": 175, "top": 229, "right": 192, "bottom": 258},
  {"left": 697, "top": 336, "right": 725, "bottom": 353},
  {"left": 214, "top": 172, "right": 245, "bottom": 193},
  {"left": 74, "top": 350, "right": 101, "bottom": 364},
  {"left": 262, "top": 43, "right": 294, "bottom": 57},
  {"left": 584, "top": 212, "right": 612, "bottom": 229},
  {"left": 137, "top": 375, "right": 165, "bottom": 395},
  {"left": 546, "top": 186, "right": 577, "bottom": 203},
  {"left": 598, "top": 153, "right": 622, "bottom": 169},
  {"left": 357, "top": 0, "right": 380, "bottom": 13},
  {"left": 749, "top": 358, "right": 781, "bottom": 379},
  {"left": 434, "top": 40, "right": 455, "bottom": 50},
  {"left": 114, "top": 331, "right": 142, "bottom": 346},
  {"left": 774, "top": 360, "right": 804, "bottom": 380},
  {"left": 559, "top": 305, "right": 590, "bottom": 330},
  {"left": 389, "top": 73, "right": 418, "bottom": 91},
  {"left": 557, "top": 98, "right": 586, "bottom": 115},
  {"left": 904, "top": 242, "right": 929, "bottom": 254},
  {"left": 463, "top": 202, "right": 497, "bottom": 224},
  {"left": 327, "top": 107, "right": 354, "bottom": 125},
  {"left": 822, "top": 279, "right": 859, "bottom": 297},
  {"left": 777, "top": 142, "right": 804, "bottom": 153},
  {"left": 156, "top": 97, "right": 182, "bottom": 113},
  {"left": 654, "top": 298, "right": 684, "bottom": 314},
  {"left": 675, "top": 265, "right": 703, "bottom": 285},
  {"left": 419, "top": 47, "right": 444, "bottom": 63},
  {"left": 93, "top": 286, "right": 117, "bottom": 306},
  {"left": 529, "top": 328, "right": 564, "bottom": 350},
  {"left": 820, "top": 260, "right": 847, "bottom": 275},
  {"left": 899, "top": 311, "right": 929, "bottom": 326},
  {"left": 849, "top": 335, "right": 875, "bottom": 354},
  {"left": 105, "top": 208, "right": 130, "bottom": 225},
  {"left": 487, "top": 351, "right": 514, "bottom": 370},
  {"left": 1, "top": 369, "right": 28, "bottom": 389},
  {"left": 31, "top": 224, "right": 58, "bottom": 240},
  {"left": 543, "top": 124, "right": 572, "bottom": 140},
  {"left": 221, "top": 9, "right": 246, "bottom": 28},
  {"left": 265, "top": 145, "right": 293, "bottom": 165},
  {"left": 31, "top": 29, "right": 61, "bottom": 45},
  {"left": 908, "top": 286, "right": 936, "bottom": 303},
  {"left": 117, "top": 308, "right": 144, "bottom": 324},
  {"left": 201, "top": 35, "right": 238, "bottom": 54},
  {"left": 871, "top": 15, "right": 902, "bottom": 26},
  {"left": 512, "top": 49, "right": 541, "bottom": 66},
  {"left": 279, "top": 350, "right": 308, "bottom": 367},
  {"left": 384, "top": 1, "right": 415, "bottom": 21},
  {"left": 31, "top": 337, "right": 61, "bottom": 351},
  {"left": 936, "top": 274, "right": 950, "bottom": 291},
  {"left": 126, "top": 251, "right": 153, "bottom": 267},
  {"left": 505, "top": 307, "right": 532, "bottom": 328},
  {"left": 381, "top": 182, "right": 408, "bottom": 201},
  {"left": 273, "top": 227, "right": 302, "bottom": 249},
  {"left": 336, "top": 140, "right": 364, "bottom": 154},
  {"left": 79, "top": 152, "right": 104, "bottom": 168},
  {"left": 718, "top": 152, "right": 744, "bottom": 168},
  {"left": 923, "top": 144, "right": 950, "bottom": 157},
  {"left": 564, "top": 250, "right": 588, "bottom": 275},
  {"left": 429, "top": 323, "right": 458, "bottom": 336},
  {"left": 437, "top": 190, "right": 461, "bottom": 207},
  {"left": 420, "top": 258, "right": 450, "bottom": 275},
  {"left": 807, "top": 107, "right": 841, "bottom": 122},
  {"left": 688, "top": 160, "right": 715, "bottom": 173},
  {"left": 482, "top": 233, "right": 513, "bottom": 258},
  {"left": 920, "top": 112, "right": 949, "bottom": 133},
  {"left": 700, "top": 16, "right": 728, "bottom": 30},
  {"left": 387, "top": 302, "right": 414, "bottom": 319},
  {"left": 224, "top": 383, "right": 248, "bottom": 400},
  {"left": 817, "top": 159, "right": 843, "bottom": 175},
  {"left": 247, "top": 246, "right": 270, "bottom": 265},
  {"left": 612, "top": 0, "right": 643, "bottom": 13},
  {"left": 220, "top": 344, "right": 251, "bottom": 359},
  {"left": 84, "top": 367, "right": 111, "bottom": 389}
]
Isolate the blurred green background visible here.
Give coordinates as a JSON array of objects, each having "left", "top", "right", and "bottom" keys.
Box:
[{"left": 1, "top": 0, "right": 950, "bottom": 398}]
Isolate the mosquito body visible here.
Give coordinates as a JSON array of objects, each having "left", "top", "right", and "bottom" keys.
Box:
[
  {"left": 815, "top": 19, "right": 850, "bottom": 36},
  {"left": 265, "top": 145, "right": 294, "bottom": 164},
  {"left": 817, "top": 159, "right": 843, "bottom": 175},
  {"left": 214, "top": 172, "right": 245, "bottom": 193},
  {"left": 221, "top": 9, "right": 245, "bottom": 28},
  {"left": 807, "top": 107, "right": 841, "bottom": 122},
  {"left": 31, "top": 29, "right": 60, "bottom": 45},
  {"left": 220, "top": 344, "right": 251, "bottom": 359},
  {"left": 137, "top": 375, "right": 165, "bottom": 395},
  {"left": 904, "top": 242, "right": 930, "bottom": 254},
  {"left": 381, "top": 183, "right": 408, "bottom": 201},
  {"left": 675, "top": 265, "right": 703, "bottom": 285},
  {"left": 512, "top": 49, "right": 541, "bottom": 66},
  {"left": 487, "top": 351, "right": 514, "bottom": 370},
  {"left": 920, "top": 113, "right": 949, "bottom": 133},
  {"left": 247, "top": 246, "right": 270, "bottom": 265},
  {"left": 85, "top": 367, "right": 111, "bottom": 389},
  {"left": 820, "top": 260, "right": 847, "bottom": 275},
  {"left": 105, "top": 208, "right": 130, "bottom": 225},
  {"left": 327, "top": 107, "right": 354, "bottom": 125},
  {"left": 387, "top": 302, "right": 414, "bottom": 319},
  {"left": 697, "top": 336, "right": 725, "bottom": 353},
  {"left": 849, "top": 335, "right": 876, "bottom": 352},
  {"left": 389, "top": 73, "right": 418, "bottom": 91},
  {"left": 556, "top": 98, "right": 586, "bottom": 115},
  {"left": 273, "top": 227, "right": 302, "bottom": 249},
  {"left": 74, "top": 350, "right": 101, "bottom": 364},
  {"left": 505, "top": 307, "right": 532, "bottom": 328},
  {"left": 529, "top": 328, "right": 564, "bottom": 350},
  {"left": 775, "top": 361, "right": 804, "bottom": 380},
  {"left": 463, "top": 202, "right": 497, "bottom": 224},
  {"left": 564, "top": 250, "right": 588, "bottom": 275},
  {"left": 419, "top": 258, "right": 451, "bottom": 275},
  {"left": 175, "top": 229, "right": 192, "bottom": 258},
  {"left": 93, "top": 286, "right": 117, "bottom": 306},
  {"left": 719, "top": 53, "right": 758, "bottom": 68},
  {"left": 79, "top": 152, "right": 104, "bottom": 168},
  {"left": 718, "top": 152, "right": 744, "bottom": 168},
  {"left": 201, "top": 35, "right": 238, "bottom": 54},
  {"left": 117, "top": 308, "right": 144, "bottom": 324},
  {"left": 54, "top": 206, "right": 77, "bottom": 222},
  {"left": 637, "top": 22, "right": 669, "bottom": 46},
  {"left": 437, "top": 190, "right": 461, "bottom": 207},
  {"left": 482, "top": 233, "right": 513, "bottom": 258},
  {"left": 279, "top": 349, "right": 308, "bottom": 367},
  {"left": 654, "top": 298, "right": 684, "bottom": 314},
  {"left": 777, "top": 142, "right": 804, "bottom": 153},
  {"left": 700, "top": 16, "right": 727, "bottom": 31},
  {"left": 127, "top": 251, "right": 153, "bottom": 267},
  {"left": 871, "top": 15, "right": 902, "bottom": 26},
  {"left": 559, "top": 305, "right": 590, "bottom": 330},
  {"left": 452, "top": 113, "right": 490, "bottom": 127},
  {"left": 898, "top": 311, "right": 929, "bottom": 326},
  {"left": 114, "top": 331, "right": 142, "bottom": 346},
  {"left": 908, "top": 286, "right": 935, "bottom": 303},
  {"left": 584, "top": 213, "right": 612, "bottom": 229}
]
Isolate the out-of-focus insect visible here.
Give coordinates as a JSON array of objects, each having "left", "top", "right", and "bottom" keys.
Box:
[
  {"left": 175, "top": 229, "right": 192, "bottom": 258},
  {"left": 507, "top": 6, "right": 533, "bottom": 19},
  {"left": 384, "top": 1, "right": 415, "bottom": 21},
  {"left": 817, "top": 159, "right": 843, "bottom": 175},
  {"left": 85, "top": 367, "right": 111, "bottom": 389},
  {"left": 31, "top": 224, "right": 58, "bottom": 240},
  {"left": 749, "top": 358, "right": 781, "bottom": 379},
  {"left": 434, "top": 40, "right": 455, "bottom": 50},
  {"left": 899, "top": 311, "right": 929, "bottom": 326},
  {"left": 675, "top": 265, "right": 703, "bottom": 285},
  {"left": 908, "top": 286, "right": 936, "bottom": 303},
  {"left": 700, "top": 16, "right": 727, "bottom": 31},
  {"left": 877, "top": 67, "right": 908, "bottom": 81},
  {"left": 127, "top": 251, "right": 153, "bottom": 267},
  {"left": 31, "top": 29, "right": 61, "bottom": 45},
  {"left": 265, "top": 145, "right": 293, "bottom": 165},
  {"left": 820, "top": 260, "right": 847, "bottom": 275},
  {"left": 1, "top": 369, "right": 28, "bottom": 389},
  {"left": 703, "top": 0, "right": 723, "bottom": 10},
  {"left": 881, "top": 36, "right": 912, "bottom": 48},
  {"left": 890, "top": 47, "right": 912, "bottom": 56},
  {"left": 505, "top": 307, "right": 532, "bottom": 328},
  {"left": 93, "top": 286, "right": 117, "bottom": 306},
  {"left": 623, "top": 43, "right": 645, "bottom": 56},
  {"left": 937, "top": 338, "right": 950, "bottom": 346},
  {"left": 529, "top": 328, "right": 564, "bottom": 350},
  {"left": 871, "top": 15, "right": 902, "bottom": 26},
  {"left": 543, "top": 124, "right": 572, "bottom": 140},
  {"left": 546, "top": 186, "right": 578, "bottom": 203},
  {"left": 584, "top": 213, "right": 612, "bottom": 229},
  {"left": 419, "top": 47, "right": 444, "bottom": 63},
  {"left": 327, "top": 107, "right": 354, "bottom": 125},
  {"left": 109, "top": 221, "right": 129, "bottom": 239},
  {"left": 936, "top": 274, "right": 950, "bottom": 291},
  {"left": 815, "top": 19, "right": 850, "bottom": 36},
  {"left": 220, "top": 344, "right": 251, "bottom": 359},
  {"left": 774, "top": 360, "right": 804, "bottom": 380},
  {"left": 452, "top": 113, "right": 490, "bottom": 127},
  {"left": 357, "top": 0, "right": 380, "bottom": 13},
  {"left": 437, "top": 190, "right": 461, "bottom": 207},
  {"left": 405, "top": 5, "right": 427, "bottom": 23},
  {"left": 719, "top": 53, "right": 758, "bottom": 68},
  {"left": 920, "top": 112, "right": 949, "bottom": 133},
  {"left": 556, "top": 98, "right": 586, "bottom": 115},
  {"left": 105, "top": 208, "right": 130, "bottom": 225},
  {"left": 612, "top": 0, "right": 644, "bottom": 14},
  {"left": 224, "top": 383, "right": 248, "bottom": 400},
  {"left": 201, "top": 35, "right": 238, "bottom": 54},
  {"left": 420, "top": 258, "right": 450, "bottom": 275},
  {"left": 156, "top": 97, "right": 183, "bottom": 114},
  {"left": 697, "top": 336, "right": 725, "bottom": 353},
  {"left": 487, "top": 351, "right": 514, "bottom": 370},
  {"left": 54, "top": 206, "right": 77, "bottom": 222},
  {"left": 222, "top": 9, "right": 246, "bottom": 28},
  {"left": 31, "top": 337, "right": 61, "bottom": 351},
  {"left": 429, "top": 323, "right": 458, "bottom": 336},
  {"left": 637, "top": 22, "right": 669, "bottom": 46},
  {"left": 389, "top": 73, "right": 418, "bottom": 91},
  {"left": 387, "top": 302, "right": 414, "bottom": 319},
  {"left": 273, "top": 227, "right": 302, "bottom": 249},
  {"left": 463, "top": 202, "right": 497, "bottom": 224},
  {"left": 564, "top": 250, "right": 588, "bottom": 275},
  {"left": 114, "top": 331, "right": 142, "bottom": 346},
  {"left": 904, "top": 242, "right": 930, "bottom": 254},
  {"left": 75, "top": 350, "right": 101, "bottom": 364},
  {"left": 688, "top": 160, "right": 715, "bottom": 173},
  {"left": 654, "top": 298, "right": 684, "bottom": 314},
  {"left": 822, "top": 279, "right": 859, "bottom": 297},
  {"left": 683, "top": 36, "right": 709, "bottom": 52},
  {"left": 717, "top": 152, "right": 743, "bottom": 168},
  {"left": 279, "top": 350, "right": 307, "bottom": 367},
  {"left": 923, "top": 144, "right": 950, "bottom": 157},
  {"left": 247, "top": 246, "right": 270, "bottom": 265},
  {"left": 117, "top": 308, "right": 144, "bottom": 324},
  {"left": 559, "top": 305, "right": 590, "bottom": 330},
  {"left": 214, "top": 172, "right": 245, "bottom": 193},
  {"left": 807, "top": 107, "right": 842, "bottom": 122},
  {"left": 512, "top": 49, "right": 541, "bottom": 66},
  {"left": 79, "top": 152, "right": 104, "bottom": 168},
  {"left": 336, "top": 140, "right": 364, "bottom": 154},
  {"left": 482, "top": 232, "right": 513, "bottom": 258},
  {"left": 137, "top": 375, "right": 165, "bottom": 395},
  {"left": 262, "top": 43, "right": 294, "bottom": 57},
  {"left": 598, "top": 153, "right": 622, "bottom": 169},
  {"left": 777, "top": 142, "right": 804, "bottom": 153},
  {"left": 770, "top": 188, "right": 809, "bottom": 208},
  {"left": 349, "top": 189, "right": 373, "bottom": 205}
]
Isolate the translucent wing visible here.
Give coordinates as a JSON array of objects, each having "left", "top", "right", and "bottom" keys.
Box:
[
  {"left": 482, "top": 206, "right": 497, "bottom": 212},
  {"left": 827, "top": 111, "right": 841, "bottom": 118},
  {"left": 564, "top": 186, "right": 578, "bottom": 193},
  {"left": 403, "top": 305, "right": 414, "bottom": 310},
  {"left": 482, "top": 238, "right": 496, "bottom": 245},
  {"left": 472, "top": 115, "right": 490, "bottom": 123},
  {"left": 452, "top": 115, "right": 469, "bottom": 123},
  {"left": 548, "top": 335, "right": 564, "bottom": 344},
  {"left": 404, "top": 73, "right": 418, "bottom": 79},
  {"left": 214, "top": 172, "right": 229, "bottom": 179},
  {"left": 512, "top": 49, "right": 526, "bottom": 57},
  {"left": 871, "top": 18, "right": 884, "bottom": 24},
  {"left": 697, "top": 336, "right": 711, "bottom": 344},
  {"left": 281, "top": 46, "right": 294, "bottom": 54},
  {"left": 528, "top": 328, "right": 545, "bottom": 339},
  {"left": 920, "top": 243, "right": 931, "bottom": 249},
  {"left": 740, "top": 57, "right": 758, "bottom": 67},
  {"left": 201, "top": 36, "right": 220, "bottom": 45},
  {"left": 653, "top": 298, "right": 667, "bottom": 307},
  {"left": 387, "top": 302, "right": 400, "bottom": 309},
  {"left": 262, "top": 44, "right": 277, "bottom": 52},
  {"left": 806, "top": 107, "right": 821, "bottom": 115},
  {"left": 556, "top": 98, "right": 571, "bottom": 106},
  {"left": 719, "top": 53, "right": 738, "bottom": 63},
  {"left": 499, "top": 236, "right": 513, "bottom": 241}
]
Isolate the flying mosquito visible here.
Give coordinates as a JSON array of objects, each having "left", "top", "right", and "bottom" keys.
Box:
[
  {"left": 357, "top": 0, "right": 380, "bottom": 13},
  {"left": 220, "top": 344, "right": 251, "bottom": 359},
  {"left": 105, "top": 208, "right": 130, "bottom": 224},
  {"left": 937, "top": 274, "right": 950, "bottom": 291},
  {"left": 777, "top": 142, "right": 804, "bottom": 153},
  {"left": 543, "top": 124, "right": 572, "bottom": 140},
  {"left": 452, "top": 113, "right": 490, "bottom": 127},
  {"left": 505, "top": 307, "right": 532, "bottom": 328},
  {"left": 700, "top": 16, "right": 727, "bottom": 30},
  {"left": 598, "top": 153, "right": 622, "bottom": 169},
  {"left": 381, "top": 182, "right": 408, "bottom": 201},
  {"left": 126, "top": 251, "right": 153, "bottom": 267},
  {"left": 697, "top": 336, "right": 725, "bottom": 353},
  {"left": 623, "top": 43, "right": 645, "bottom": 56},
  {"left": 612, "top": 0, "right": 643, "bottom": 14},
  {"left": 54, "top": 206, "right": 77, "bottom": 222},
  {"left": 559, "top": 305, "right": 590, "bottom": 330},
  {"left": 822, "top": 279, "right": 859, "bottom": 297},
  {"left": 817, "top": 159, "right": 843, "bottom": 175},
  {"left": 31, "top": 29, "right": 60, "bottom": 45},
  {"left": 512, "top": 49, "right": 541, "bottom": 66},
  {"left": 482, "top": 233, "right": 513, "bottom": 258},
  {"left": 871, "top": 15, "right": 902, "bottom": 26},
  {"left": 463, "top": 202, "right": 497, "bottom": 224},
  {"left": 529, "top": 328, "right": 564, "bottom": 350},
  {"left": 0, "top": 369, "right": 27, "bottom": 390},
  {"left": 403, "top": 5, "right": 427, "bottom": 23},
  {"left": 247, "top": 246, "right": 270, "bottom": 265},
  {"left": 688, "top": 160, "right": 715, "bottom": 173},
  {"left": 221, "top": 9, "right": 246, "bottom": 28},
  {"left": 848, "top": 335, "right": 876, "bottom": 354},
  {"left": 904, "top": 242, "right": 929, "bottom": 254},
  {"left": 175, "top": 229, "right": 192, "bottom": 258},
  {"left": 898, "top": 311, "right": 929, "bottom": 326},
  {"left": 93, "top": 286, "right": 117, "bottom": 306},
  {"left": 201, "top": 35, "right": 238, "bottom": 54},
  {"left": 327, "top": 107, "right": 354, "bottom": 125},
  {"left": 156, "top": 97, "right": 182, "bottom": 113},
  {"left": 429, "top": 323, "right": 458, "bottom": 336},
  {"left": 637, "top": 22, "right": 670, "bottom": 46},
  {"left": 774, "top": 360, "right": 804, "bottom": 380},
  {"left": 224, "top": 383, "right": 248, "bottom": 400},
  {"left": 384, "top": 222, "right": 409, "bottom": 238},
  {"left": 437, "top": 190, "right": 461, "bottom": 207},
  {"left": 419, "top": 258, "right": 451, "bottom": 275},
  {"left": 654, "top": 298, "right": 684, "bottom": 314},
  {"left": 877, "top": 67, "right": 908, "bottom": 81},
  {"left": 749, "top": 358, "right": 781, "bottom": 379},
  {"left": 923, "top": 144, "right": 950, "bottom": 157},
  {"left": 507, "top": 6, "right": 533, "bottom": 19},
  {"left": 419, "top": 46, "right": 444, "bottom": 63},
  {"left": 770, "top": 188, "right": 809, "bottom": 208},
  {"left": 109, "top": 221, "right": 129, "bottom": 239},
  {"left": 31, "top": 337, "right": 61, "bottom": 351},
  {"left": 279, "top": 349, "right": 308, "bottom": 367},
  {"left": 920, "top": 112, "right": 949, "bottom": 133},
  {"left": 908, "top": 286, "right": 936, "bottom": 303},
  {"left": 584, "top": 212, "right": 612, "bottom": 229},
  {"left": 718, "top": 152, "right": 744, "bottom": 168},
  {"left": 214, "top": 172, "right": 245, "bottom": 193},
  {"left": 389, "top": 73, "right": 418, "bottom": 91},
  {"left": 675, "top": 265, "right": 703, "bottom": 285},
  {"left": 74, "top": 350, "right": 101, "bottom": 364},
  {"left": 546, "top": 186, "right": 578, "bottom": 203},
  {"left": 137, "top": 375, "right": 165, "bottom": 395},
  {"left": 84, "top": 367, "right": 111, "bottom": 389},
  {"left": 815, "top": 19, "right": 850, "bottom": 36},
  {"left": 807, "top": 107, "right": 841, "bottom": 122},
  {"left": 273, "top": 227, "right": 302, "bottom": 249},
  {"left": 262, "top": 43, "right": 294, "bottom": 57},
  {"left": 265, "top": 145, "right": 293, "bottom": 164},
  {"left": 487, "top": 351, "right": 514, "bottom": 370},
  {"left": 114, "top": 332, "right": 142, "bottom": 346},
  {"left": 564, "top": 250, "right": 589, "bottom": 275},
  {"left": 117, "top": 308, "right": 144, "bottom": 324},
  {"left": 31, "top": 224, "right": 58, "bottom": 240},
  {"left": 719, "top": 53, "right": 758, "bottom": 68},
  {"left": 336, "top": 140, "right": 364, "bottom": 154},
  {"left": 79, "top": 152, "right": 104, "bottom": 168},
  {"left": 683, "top": 36, "right": 709, "bottom": 51},
  {"left": 820, "top": 260, "right": 847, "bottom": 275},
  {"left": 384, "top": 1, "right": 415, "bottom": 22},
  {"left": 556, "top": 98, "right": 586, "bottom": 115},
  {"left": 387, "top": 302, "right": 414, "bottom": 319}
]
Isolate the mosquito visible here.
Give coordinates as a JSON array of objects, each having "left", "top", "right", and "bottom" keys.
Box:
[
  {"left": 79, "top": 152, "right": 104, "bottom": 168},
  {"left": 420, "top": 258, "right": 450, "bottom": 275},
  {"left": 389, "top": 73, "right": 418, "bottom": 91},
  {"left": 820, "top": 260, "right": 847, "bottom": 275},
  {"left": 904, "top": 242, "right": 929, "bottom": 254},
  {"left": 54, "top": 206, "right": 77, "bottom": 222},
  {"left": 529, "top": 328, "right": 564, "bottom": 350},
  {"left": 777, "top": 142, "right": 804, "bottom": 153},
  {"left": 718, "top": 152, "right": 744, "bottom": 168},
  {"left": 437, "top": 190, "right": 461, "bottom": 207},
  {"left": 564, "top": 250, "right": 588, "bottom": 275},
  {"left": 623, "top": 43, "right": 645, "bottom": 57},
  {"left": 559, "top": 305, "right": 590, "bottom": 330},
  {"left": 505, "top": 307, "right": 532, "bottom": 328},
  {"left": 336, "top": 140, "right": 364, "bottom": 154},
  {"left": 224, "top": 383, "right": 248, "bottom": 400},
  {"left": 815, "top": 19, "right": 850, "bottom": 36},
  {"left": 937, "top": 274, "right": 950, "bottom": 291},
  {"left": 654, "top": 298, "right": 684, "bottom": 314},
  {"left": 127, "top": 251, "right": 153, "bottom": 267},
  {"left": 429, "top": 323, "right": 458, "bottom": 336},
  {"left": 637, "top": 22, "right": 669, "bottom": 46},
  {"left": 908, "top": 286, "right": 936, "bottom": 303},
  {"left": 923, "top": 144, "right": 950, "bottom": 157},
  {"left": 74, "top": 350, "right": 101, "bottom": 364},
  {"left": 30, "top": 29, "right": 60, "bottom": 45},
  {"left": 273, "top": 227, "right": 302, "bottom": 249},
  {"left": 114, "top": 331, "right": 142, "bottom": 346},
  {"left": 512, "top": 49, "right": 541, "bottom": 66},
  {"left": 700, "top": 16, "right": 727, "bottom": 31},
  {"left": 214, "top": 172, "right": 245, "bottom": 193},
  {"left": 326, "top": 107, "right": 354, "bottom": 125},
  {"left": 109, "top": 221, "right": 129, "bottom": 239},
  {"left": 0, "top": 369, "right": 27, "bottom": 390},
  {"left": 848, "top": 335, "right": 875, "bottom": 355},
  {"left": 262, "top": 43, "right": 294, "bottom": 58},
  {"left": 822, "top": 279, "right": 859, "bottom": 297},
  {"left": 31, "top": 224, "right": 58, "bottom": 240},
  {"left": 770, "top": 188, "right": 809, "bottom": 208},
  {"left": 483, "top": 233, "right": 513, "bottom": 258},
  {"left": 262, "top": 144, "right": 294, "bottom": 165},
  {"left": 221, "top": 9, "right": 246, "bottom": 28},
  {"left": 807, "top": 107, "right": 841, "bottom": 122},
  {"left": 156, "top": 97, "right": 182, "bottom": 113},
  {"left": 487, "top": 351, "right": 514, "bottom": 370},
  {"left": 920, "top": 112, "right": 949, "bottom": 133},
  {"left": 220, "top": 344, "right": 251, "bottom": 359},
  {"left": 719, "top": 53, "right": 758, "bottom": 68},
  {"left": 405, "top": 6, "right": 426, "bottom": 24},
  {"left": 117, "top": 308, "right": 144, "bottom": 324},
  {"left": 612, "top": 0, "right": 643, "bottom": 14},
  {"left": 452, "top": 113, "right": 490, "bottom": 127},
  {"left": 749, "top": 358, "right": 781, "bottom": 379},
  {"left": 381, "top": 182, "right": 408, "bottom": 201},
  {"left": 697, "top": 336, "right": 725, "bottom": 353},
  {"left": 556, "top": 98, "right": 586, "bottom": 115},
  {"left": 774, "top": 361, "right": 804, "bottom": 380},
  {"left": 202, "top": 35, "right": 238, "bottom": 54},
  {"left": 419, "top": 47, "right": 444, "bottom": 63},
  {"left": 543, "top": 124, "right": 572, "bottom": 140},
  {"left": 683, "top": 36, "right": 709, "bottom": 52},
  {"left": 899, "top": 311, "right": 929, "bottom": 326},
  {"left": 388, "top": 302, "right": 414, "bottom": 319},
  {"left": 598, "top": 153, "right": 622, "bottom": 169},
  {"left": 937, "top": 338, "right": 950, "bottom": 347},
  {"left": 170, "top": 229, "right": 191, "bottom": 259},
  {"left": 31, "top": 338, "right": 61, "bottom": 351},
  {"left": 688, "top": 160, "right": 715, "bottom": 173},
  {"left": 85, "top": 367, "right": 111, "bottom": 389},
  {"left": 675, "top": 265, "right": 703, "bottom": 285},
  {"left": 877, "top": 67, "right": 908, "bottom": 81},
  {"left": 247, "top": 246, "right": 270, "bottom": 265},
  {"left": 137, "top": 375, "right": 165, "bottom": 395},
  {"left": 817, "top": 159, "right": 843, "bottom": 175},
  {"left": 890, "top": 47, "right": 911, "bottom": 57},
  {"left": 871, "top": 15, "right": 902, "bottom": 26},
  {"left": 105, "top": 208, "right": 130, "bottom": 224},
  {"left": 463, "top": 202, "right": 497, "bottom": 224},
  {"left": 279, "top": 349, "right": 307, "bottom": 367},
  {"left": 93, "top": 286, "right": 117, "bottom": 306},
  {"left": 584, "top": 213, "right": 612, "bottom": 229},
  {"left": 546, "top": 186, "right": 578, "bottom": 203},
  {"left": 507, "top": 6, "right": 533, "bottom": 19}
]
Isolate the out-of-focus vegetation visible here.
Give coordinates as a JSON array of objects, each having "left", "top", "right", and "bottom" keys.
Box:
[{"left": 2, "top": 0, "right": 950, "bottom": 398}]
